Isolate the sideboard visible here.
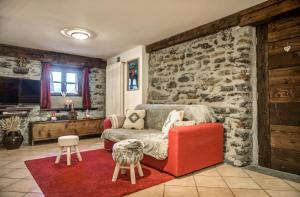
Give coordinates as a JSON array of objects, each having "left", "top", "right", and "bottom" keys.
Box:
[{"left": 29, "top": 118, "right": 104, "bottom": 145}]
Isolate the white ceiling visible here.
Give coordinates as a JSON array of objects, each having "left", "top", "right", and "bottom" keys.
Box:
[{"left": 0, "top": 0, "right": 265, "bottom": 59}]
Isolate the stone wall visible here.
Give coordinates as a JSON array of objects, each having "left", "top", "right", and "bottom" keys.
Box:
[
  {"left": 0, "top": 56, "right": 106, "bottom": 144},
  {"left": 148, "top": 26, "right": 256, "bottom": 166}
]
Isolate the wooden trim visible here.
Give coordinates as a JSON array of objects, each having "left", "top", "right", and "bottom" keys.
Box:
[
  {"left": 146, "top": 0, "right": 300, "bottom": 53},
  {"left": 257, "top": 24, "right": 271, "bottom": 167},
  {"left": 0, "top": 44, "right": 106, "bottom": 68},
  {"left": 240, "top": 0, "right": 300, "bottom": 26}
]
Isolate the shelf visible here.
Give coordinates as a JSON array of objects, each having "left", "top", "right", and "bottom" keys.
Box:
[{"left": 40, "top": 107, "right": 98, "bottom": 112}]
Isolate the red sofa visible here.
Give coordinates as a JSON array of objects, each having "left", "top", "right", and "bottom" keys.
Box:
[{"left": 103, "top": 118, "right": 224, "bottom": 177}]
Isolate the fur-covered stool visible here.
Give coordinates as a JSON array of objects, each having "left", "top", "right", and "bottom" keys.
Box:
[
  {"left": 55, "top": 135, "right": 82, "bottom": 166},
  {"left": 112, "top": 139, "right": 144, "bottom": 184}
]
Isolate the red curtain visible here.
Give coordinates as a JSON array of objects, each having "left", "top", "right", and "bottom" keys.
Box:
[
  {"left": 40, "top": 62, "right": 51, "bottom": 109},
  {"left": 82, "top": 67, "right": 91, "bottom": 109}
]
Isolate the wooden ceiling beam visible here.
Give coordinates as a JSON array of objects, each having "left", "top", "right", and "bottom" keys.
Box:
[{"left": 0, "top": 44, "right": 106, "bottom": 68}]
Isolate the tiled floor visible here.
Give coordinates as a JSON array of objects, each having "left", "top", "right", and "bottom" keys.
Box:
[{"left": 0, "top": 138, "right": 299, "bottom": 197}]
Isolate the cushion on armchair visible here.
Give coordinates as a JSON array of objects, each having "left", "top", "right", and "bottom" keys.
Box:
[
  {"left": 108, "top": 114, "right": 126, "bottom": 128},
  {"left": 123, "top": 110, "right": 146, "bottom": 129},
  {"left": 162, "top": 110, "right": 184, "bottom": 139}
]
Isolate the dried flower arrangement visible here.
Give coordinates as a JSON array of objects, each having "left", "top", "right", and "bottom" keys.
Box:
[{"left": 0, "top": 116, "right": 21, "bottom": 132}]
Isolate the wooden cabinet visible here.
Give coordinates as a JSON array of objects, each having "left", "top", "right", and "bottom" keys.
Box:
[{"left": 29, "top": 118, "right": 103, "bottom": 145}]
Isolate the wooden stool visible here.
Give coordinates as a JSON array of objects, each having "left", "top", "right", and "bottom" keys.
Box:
[
  {"left": 112, "top": 139, "right": 144, "bottom": 184},
  {"left": 55, "top": 135, "right": 82, "bottom": 166}
]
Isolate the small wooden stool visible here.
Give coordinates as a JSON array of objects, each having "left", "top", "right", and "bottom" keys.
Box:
[
  {"left": 55, "top": 135, "right": 82, "bottom": 166},
  {"left": 112, "top": 139, "right": 144, "bottom": 184}
]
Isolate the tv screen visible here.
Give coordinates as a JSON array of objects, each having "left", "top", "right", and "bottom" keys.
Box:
[{"left": 0, "top": 77, "right": 41, "bottom": 105}]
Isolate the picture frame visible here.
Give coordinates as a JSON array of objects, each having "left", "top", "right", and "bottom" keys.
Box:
[{"left": 127, "top": 58, "right": 139, "bottom": 91}]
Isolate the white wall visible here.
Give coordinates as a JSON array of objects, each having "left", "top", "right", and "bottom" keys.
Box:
[{"left": 107, "top": 45, "right": 148, "bottom": 111}]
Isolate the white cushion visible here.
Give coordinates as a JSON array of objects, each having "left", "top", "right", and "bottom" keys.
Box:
[
  {"left": 173, "top": 120, "right": 195, "bottom": 127},
  {"left": 162, "top": 110, "right": 184, "bottom": 139},
  {"left": 123, "top": 110, "right": 146, "bottom": 129},
  {"left": 58, "top": 135, "right": 79, "bottom": 146}
]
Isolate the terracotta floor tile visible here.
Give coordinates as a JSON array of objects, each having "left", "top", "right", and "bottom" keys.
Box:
[
  {"left": 217, "top": 165, "right": 248, "bottom": 177},
  {"left": 266, "top": 190, "right": 300, "bottom": 197},
  {"left": 194, "top": 168, "right": 220, "bottom": 177},
  {"left": 165, "top": 175, "right": 196, "bottom": 187},
  {"left": 255, "top": 178, "right": 295, "bottom": 191},
  {"left": 244, "top": 169, "right": 278, "bottom": 180},
  {"left": 0, "top": 192, "right": 25, "bottom": 197},
  {"left": 194, "top": 176, "right": 227, "bottom": 188},
  {"left": 0, "top": 160, "right": 12, "bottom": 167},
  {"left": 2, "top": 169, "right": 32, "bottom": 179},
  {"left": 2, "top": 161, "right": 27, "bottom": 169},
  {"left": 285, "top": 180, "right": 300, "bottom": 191},
  {"left": 128, "top": 184, "right": 164, "bottom": 197},
  {"left": 197, "top": 187, "right": 234, "bottom": 197},
  {"left": 2, "top": 179, "right": 42, "bottom": 193},
  {"left": 164, "top": 186, "right": 198, "bottom": 197},
  {"left": 0, "top": 178, "right": 20, "bottom": 190},
  {"left": 0, "top": 168, "right": 15, "bottom": 177},
  {"left": 231, "top": 188, "right": 269, "bottom": 197},
  {"left": 23, "top": 193, "right": 45, "bottom": 197},
  {"left": 223, "top": 177, "right": 260, "bottom": 189}
]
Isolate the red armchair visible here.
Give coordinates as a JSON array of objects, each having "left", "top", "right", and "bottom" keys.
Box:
[{"left": 103, "top": 119, "right": 223, "bottom": 177}]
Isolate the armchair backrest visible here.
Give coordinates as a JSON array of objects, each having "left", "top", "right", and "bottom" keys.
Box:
[{"left": 135, "top": 104, "right": 215, "bottom": 130}]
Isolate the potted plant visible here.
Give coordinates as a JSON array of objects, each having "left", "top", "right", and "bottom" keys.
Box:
[{"left": 0, "top": 116, "right": 23, "bottom": 149}]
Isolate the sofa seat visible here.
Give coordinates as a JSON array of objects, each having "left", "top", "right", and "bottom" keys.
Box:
[{"left": 101, "top": 128, "right": 168, "bottom": 160}]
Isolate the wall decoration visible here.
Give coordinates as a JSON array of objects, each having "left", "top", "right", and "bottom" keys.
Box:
[
  {"left": 13, "top": 57, "right": 29, "bottom": 74},
  {"left": 127, "top": 58, "right": 139, "bottom": 91}
]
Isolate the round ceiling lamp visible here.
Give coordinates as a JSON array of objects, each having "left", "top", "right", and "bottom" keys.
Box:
[{"left": 60, "top": 27, "right": 95, "bottom": 40}]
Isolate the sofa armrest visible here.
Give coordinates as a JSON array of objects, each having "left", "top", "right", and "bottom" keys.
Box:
[
  {"left": 168, "top": 123, "right": 224, "bottom": 175},
  {"left": 103, "top": 118, "right": 112, "bottom": 130}
]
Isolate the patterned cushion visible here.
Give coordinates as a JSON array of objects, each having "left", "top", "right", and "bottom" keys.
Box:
[
  {"left": 161, "top": 110, "right": 184, "bottom": 139},
  {"left": 108, "top": 114, "right": 126, "bottom": 128},
  {"left": 112, "top": 139, "right": 144, "bottom": 165},
  {"left": 123, "top": 110, "right": 146, "bottom": 129}
]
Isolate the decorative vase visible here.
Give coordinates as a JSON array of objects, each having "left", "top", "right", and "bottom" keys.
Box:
[{"left": 2, "top": 131, "right": 23, "bottom": 150}]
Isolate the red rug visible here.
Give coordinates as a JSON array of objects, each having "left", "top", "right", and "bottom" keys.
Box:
[{"left": 25, "top": 149, "right": 174, "bottom": 197}]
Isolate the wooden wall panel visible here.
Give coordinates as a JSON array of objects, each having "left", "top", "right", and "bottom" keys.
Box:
[
  {"left": 269, "top": 85, "right": 300, "bottom": 103},
  {"left": 269, "top": 66, "right": 300, "bottom": 85},
  {"left": 269, "top": 52, "right": 300, "bottom": 69},
  {"left": 271, "top": 148, "right": 300, "bottom": 175},
  {"left": 271, "top": 125, "right": 300, "bottom": 151},
  {"left": 268, "top": 13, "right": 300, "bottom": 42},
  {"left": 270, "top": 103, "right": 300, "bottom": 126},
  {"left": 268, "top": 37, "right": 300, "bottom": 56}
]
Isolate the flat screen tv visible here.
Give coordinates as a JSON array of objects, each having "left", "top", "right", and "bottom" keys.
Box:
[{"left": 0, "top": 76, "right": 41, "bottom": 105}]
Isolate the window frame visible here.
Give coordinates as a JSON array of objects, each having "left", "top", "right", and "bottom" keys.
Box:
[{"left": 50, "top": 66, "right": 82, "bottom": 96}]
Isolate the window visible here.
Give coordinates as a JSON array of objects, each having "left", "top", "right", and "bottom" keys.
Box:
[{"left": 50, "top": 67, "right": 82, "bottom": 96}]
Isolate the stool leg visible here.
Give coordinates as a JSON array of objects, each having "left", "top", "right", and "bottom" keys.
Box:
[
  {"left": 75, "top": 146, "right": 82, "bottom": 161},
  {"left": 112, "top": 163, "right": 120, "bottom": 182},
  {"left": 67, "top": 147, "right": 71, "bottom": 166},
  {"left": 137, "top": 162, "right": 144, "bottom": 177},
  {"left": 130, "top": 164, "right": 136, "bottom": 184},
  {"left": 55, "top": 147, "right": 63, "bottom": 164}
]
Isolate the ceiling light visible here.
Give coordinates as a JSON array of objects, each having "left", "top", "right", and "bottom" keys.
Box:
[{"left": 60, "top": 27, "right": 95, "bottom": 40}]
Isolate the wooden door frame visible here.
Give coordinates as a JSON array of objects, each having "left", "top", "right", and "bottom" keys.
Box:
[{"left": 256, "top": 24, "right": 271, "bottom": 167}]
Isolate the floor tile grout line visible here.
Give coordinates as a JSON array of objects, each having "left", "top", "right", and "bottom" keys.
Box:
[
  {"left": 215, "top": 166, "right": 237, "bottom": 197},
  {"left": 242, "top": 169, "right": 272, "bottom": 197},
  {"left": 282, "top": 179, "right": 300, "bottom": 192},
  {"left": 192, "top": 175, "right": 201, "bottom": 197}
]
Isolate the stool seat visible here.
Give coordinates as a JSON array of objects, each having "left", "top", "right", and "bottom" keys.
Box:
[
  {"left": 112, "top": 139, "right": 144, "bottom": 184},
  {"left": 58, "top": 135, "right": 79, "bottom": 146},
  {"left": 55, "top": 135, "right": 82, "bottom": 166}
]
